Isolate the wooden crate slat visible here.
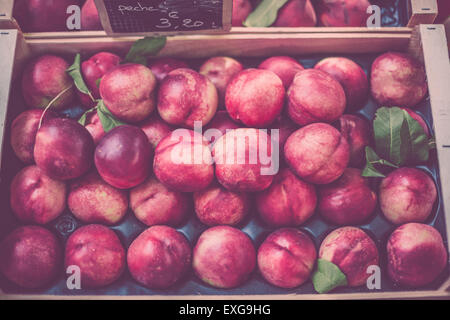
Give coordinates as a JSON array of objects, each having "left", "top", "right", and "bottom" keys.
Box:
[{"left": 23, "top": 33, "right": 411, "bottom": 59}]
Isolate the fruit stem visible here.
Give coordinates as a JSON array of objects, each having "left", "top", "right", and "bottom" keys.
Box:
[{"left": 38, "top": 84, "right": 74, "bottom": 129}]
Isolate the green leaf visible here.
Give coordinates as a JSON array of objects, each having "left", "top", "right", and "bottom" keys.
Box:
[
  {"left": 362, "top": 146, "right": 398, "bottom": 178},
  {"left": 374, "top": 107, "right": 407, "bottom": 166},
  {"left": 312, "top": 259, "right": 348, "bottom": 294},
  {"left": 243, "top": 0, "right": 289, "bottom": 27},
  {"left": 402, "top": 109, "right": 430, "bottom": 163},
  {"left": 38, "top": 85, "right": 74, "bottom": 129},
  {"left": 96, "top": 78, "right": 102, "bottom": 88},
  {"left": 78, "top": 107, "right": 97, "bottom": 126},
  {"left": 96, "top": 100, "right": 126, "bottom": 133},
  {"left": 67, "top": 53, "right": 95, "bottom": 101},
  {"left": 124, "top": 37, "right": 167, "bottom": 65}
]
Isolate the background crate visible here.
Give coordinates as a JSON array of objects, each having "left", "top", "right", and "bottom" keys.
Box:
[{"left": 0, "top": 0, "right": 439, "bottom": 38}]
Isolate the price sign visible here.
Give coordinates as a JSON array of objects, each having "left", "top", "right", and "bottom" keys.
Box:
[{"left": 94, "top": 0, "right": 232, "bottom": 35}]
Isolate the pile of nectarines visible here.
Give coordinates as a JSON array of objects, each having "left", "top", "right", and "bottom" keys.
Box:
[{"left": 1, "top": 48, "right": 447, "bottom": 294}]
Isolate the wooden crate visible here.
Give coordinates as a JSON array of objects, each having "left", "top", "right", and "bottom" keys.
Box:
[
  {"left": 0, "top": 25, "right": 449, "bottom": 300},
  {"left": 0, "top": 0, "right": 438, "bottom": 39}
]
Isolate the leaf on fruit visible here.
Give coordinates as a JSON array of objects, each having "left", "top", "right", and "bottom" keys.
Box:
[
  {"left": 374, "top": 107, "right": 406, "bottom": 166},
  {"left": 124, "top": 37, "right": 167, "bottom": 65},
  {"left": 362, "top": 146, "right": 398, "bottom": 178},
  {"left": 96, "top": 100, "right": 126, "bottom": 133},
  {"left": 78, "top": 107, "right": 97, "bottom": 126},
  {"left": 67, "top": 53, "right": 95, "bottom": 102},
  {"left": 38, "top": 85, "right": 74, "bottom": 129},
  {"left": 96, "top": 78, "right": 102, "bottom": 88},
  {"left": 362, "top": 163, "right": 385, "bottom": 178},
  {"left": 312, "top": 259, "right": 348, "bottom": 294},
  {"left": 243, "top": 0, "right": 289, "bottom": 27},
  {"left": 373, "top": 107, "right": 432, "bottom": 166},
  {"left": 402, "top": 109, "right": 430, "bottom": 163},
  {"left": 428, "top": 137, "right": 436, "bottom": 150}
]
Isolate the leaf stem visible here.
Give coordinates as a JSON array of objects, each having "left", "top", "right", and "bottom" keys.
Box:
[
  {"left": 38, "top": 84, "right": 74, "bottom": 129},
  {"left": 78, "top": 106, "right": 99, "bottom": 126}
]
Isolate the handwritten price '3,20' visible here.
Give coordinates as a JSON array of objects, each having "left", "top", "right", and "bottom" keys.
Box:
[{"left": 156, "top": 12, "right": 204, "bottom": 29}]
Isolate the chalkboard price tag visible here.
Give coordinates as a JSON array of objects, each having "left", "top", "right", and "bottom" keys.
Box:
[{"left": 94, "top": 0, "right": 232, "bottom": 35}]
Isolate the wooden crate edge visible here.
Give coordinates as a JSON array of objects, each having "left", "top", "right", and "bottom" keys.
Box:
[
  {"left": 22, "top": 32, "right": 412, "bottom": 60},
  {"left": 5, "top": 0, "right": 432, "bottom": 39},
  {"left": 408, "top": 0, "right": 439, "bottom": 27},
  {"left": 0, "top": 30, "right": 19, "bottom": 169}
]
